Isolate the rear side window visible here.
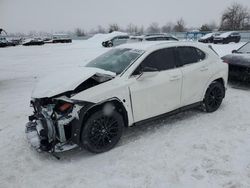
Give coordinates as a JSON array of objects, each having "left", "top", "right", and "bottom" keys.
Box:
[
  {"left": 139, "top": 48, "right": 176, "bottom": 71},
  {"left": 196, "top": 48, "right": 206, "bottom": 60},
  {"left": 177, "top": 46, "right": 206, "bottom": 66}
]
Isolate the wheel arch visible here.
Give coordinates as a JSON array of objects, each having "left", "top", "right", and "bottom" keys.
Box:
[
  {"left": 202, "top": 76, "right": 227, "bottom": 101},
  {"left": 81, "top": 97, "right": 128, "bottom": 130},
  {"left": 75, "top": 98, "right": 128, "bottom": 144}
]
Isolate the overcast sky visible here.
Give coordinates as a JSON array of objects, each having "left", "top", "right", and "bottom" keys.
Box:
[{"left": 1, "top": 0, "right": 250, "bottom": 33}]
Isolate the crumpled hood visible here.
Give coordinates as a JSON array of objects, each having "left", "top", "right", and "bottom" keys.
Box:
[{"left": 32, "top": 67, "right": 116, "bottom": 98}]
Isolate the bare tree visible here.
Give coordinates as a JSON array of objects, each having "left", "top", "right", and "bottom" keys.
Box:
[
  {"left": 207, "top": 21, "right": 218, "bottom": 31},
  {"left": 173, "top": 18, "right": 186, "bottom": 32},
  {"left": 147, "top": 22, "right": 160, "bottom": 34},
  {"left": 96, "top": 25, "right": 106, "bottom": 33},
  {"left": 0, "top": 28, "right": 7, "bottom": 35},
  {"left": 200, "top": 24, "right": 211, "bottom": 31},
  {"left": 161, "top": 22, "right": 174, "bottom": 33},
  {"left": 28, "top": 30, "right": 38, "bottom": 37},
  {"left": 126, "top": 23, "right": 139, "bottom": 35},
  {"left": 108, "top": 24, "right": 120, "bottom": 33},
  {"left": 220, "top": 3, "right": 250, "bottom": 30},
  {"left": 138, "top": 25, "right": 144, "bottom": 35},
  {"left": 75, "top": 28, "right": 85, "bottom": 36}
]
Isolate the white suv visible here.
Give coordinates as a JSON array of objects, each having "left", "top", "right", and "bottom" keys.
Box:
[{"left": 26, "top": 41, "right": 228, "bottom": 154}]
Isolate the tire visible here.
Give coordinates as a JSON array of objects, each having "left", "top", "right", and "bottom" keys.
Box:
[
  {"left": 203, "top": 82, "right": 225, "bottom": 113},
  {"left": 81, "top": 110, "right": 124, "bottom": 153},
  {"left": 108, "top": 42, "right": 113, "bottom": 47}
]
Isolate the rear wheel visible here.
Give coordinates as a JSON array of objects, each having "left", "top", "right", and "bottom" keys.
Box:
[
  {"left": 81, "top": 110, "right": 124, "bottom": 153},
  {"left": 203, "top": 82, "right": 225, "bottom": 112}
]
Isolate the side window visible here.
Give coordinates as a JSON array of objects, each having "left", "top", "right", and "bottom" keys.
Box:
[
  {"left": 177, "top": 47, "right": 205, "bottom": 66},
  {"left": 133, "top": 48, "right": 176, "bottom": 75}
]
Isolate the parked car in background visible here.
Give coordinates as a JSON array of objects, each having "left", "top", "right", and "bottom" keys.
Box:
[
  {"left": 25, "top": 41, "right": 228, "bottom": 155},
  {"left": 22, "top": 38, "right": 45, "bottom": 46},
  {"left": 10, "top": 38, "right": 23, "bottom": 45},
  {"left": 42, "top": 37, "right": 53, "bottom": 43},
  {"left": 52, "top": 33, "right": 72, "bottom": 43},
  {"left": 0, "top": 37, "right": 17, "bottom": 47},
  {"left": 222, "top": 42, "right": 250, "bottom": 82},
  {"left": 213, "top": 31, "right": 241, "bottom": 44},
  {"left": 52, "top": 34, "right": 72, "bottom": 43},
  {"left": 102, "top": 33, "right": 129, "bottom": 47},
  {"left": 198, "top": 32, "right": 220, "bottom": 43},
  {"left": 128, "top": 34, "right": 178, "bottom": 43},
  {"left": 144, "top": 34, "right": 178, "bottom": 41},
  {"left": 0, "top": 37, "right": 8, "bottom": 47}
]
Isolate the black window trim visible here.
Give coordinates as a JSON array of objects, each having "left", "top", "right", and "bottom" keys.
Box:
[
  {"left": 130, "top": 47, "right": 179, "bottom": 77},
  {"left": 175, "top": 46, "right": 207, "bottom": 67}
]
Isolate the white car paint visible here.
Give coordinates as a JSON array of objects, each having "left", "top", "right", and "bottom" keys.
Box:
[
  {"left": 33, "top": 41, "right": 228, "bottom": 126},
  {"left": 32, "top": 67, "right": 115, "bottom": 98},
  {"left": 129, "top": 68, "right": 182, "bottom": 122}
]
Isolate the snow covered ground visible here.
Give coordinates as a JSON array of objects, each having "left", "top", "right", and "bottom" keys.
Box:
[{"left": 0, "top": 40, "right": 250, "bottom": 188}]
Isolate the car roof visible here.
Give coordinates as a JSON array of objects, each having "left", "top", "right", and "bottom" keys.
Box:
[
  {"left": 144, "top": 35, "right": 172, "bottom": 39},
  {"left": 117, "top": 41, "right": 206, "bottom": 51},
  {"left": 219, "top": 31, "right": 239, "bottom": 38}
]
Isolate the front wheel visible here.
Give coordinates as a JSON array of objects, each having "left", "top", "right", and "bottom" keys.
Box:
[
  {"left": 81, "top": 110, "right": 124, "bottom": 153},
  {"left": 203, "top": 82, "right": 225, "bottom": 113}
]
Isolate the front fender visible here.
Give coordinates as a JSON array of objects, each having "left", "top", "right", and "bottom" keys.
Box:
[{"left": 71, "top": 79, "right": 134, "bottom": 126}]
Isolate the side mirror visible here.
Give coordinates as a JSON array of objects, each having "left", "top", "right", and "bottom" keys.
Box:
[
  {"left": 142, "top": 66, "right": 158, "bottom": 72},
  {"left": 137, "top": 66, "right": 158, "bottom": 80},
  {"left": 232, "top": 50, "right": 237, "bottom": 54}
]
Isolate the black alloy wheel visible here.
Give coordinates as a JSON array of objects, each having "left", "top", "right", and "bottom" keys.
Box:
[
  {"left": 203, "top": 82, "right": 225, "bottom": 112},
  {"left": 81, "top": 110, "right": 124, "bottom": 153}
]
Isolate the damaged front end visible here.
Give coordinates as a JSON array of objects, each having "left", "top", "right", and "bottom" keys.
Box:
[
  {"left": 25, "top": 67, "right": 116, "bottom": 153},
  {"left": 25, "top": 97, "right": 85, "bottom": 153}
]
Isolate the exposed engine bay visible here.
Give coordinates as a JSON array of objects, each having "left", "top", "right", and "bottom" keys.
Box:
[{"left": 25, "top": 72, "right": 114, "bottom": 153}]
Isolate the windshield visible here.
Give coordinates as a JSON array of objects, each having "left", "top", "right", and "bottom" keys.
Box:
[
  {"left": 237, "top": 43, "right": 250, "bottom": 53},
  {"left": 86, "top": 48, "right": 144, "bottom": 74}
]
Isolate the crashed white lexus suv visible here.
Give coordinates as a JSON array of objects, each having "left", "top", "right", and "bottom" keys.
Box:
[{"left": 26, "top": 41, "right": 228, "bottom": 154}]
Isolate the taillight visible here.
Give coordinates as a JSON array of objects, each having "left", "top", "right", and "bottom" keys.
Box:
[{"left": 58, "top": 103, "right": 73, "bottom": 112}]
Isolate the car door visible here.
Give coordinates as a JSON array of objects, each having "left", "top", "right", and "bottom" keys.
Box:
[
  {"left": 176, "top": 46, "right": 211, "bottom": 106},
  {"left": 129, "top": 48, "right": 183, "bottom": 123}
]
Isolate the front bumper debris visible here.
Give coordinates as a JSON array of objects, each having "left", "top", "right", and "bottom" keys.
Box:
[{"left": 25, "top": 121, "right": 42, "bottom": 152}]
